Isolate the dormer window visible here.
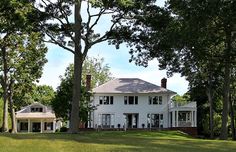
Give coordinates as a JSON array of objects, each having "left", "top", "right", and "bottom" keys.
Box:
[{"left": 31, "top": 107, "right": 43, "bottom": 112}]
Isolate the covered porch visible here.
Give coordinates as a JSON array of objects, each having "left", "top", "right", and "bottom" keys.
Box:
[
  {"left": 169, "top": 102, "right": 197, "bottom": 127},
  {"left": 17, "top": 118, "right": 56, "bottom": 133}
]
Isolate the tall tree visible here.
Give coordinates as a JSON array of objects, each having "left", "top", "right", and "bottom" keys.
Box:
[
  {"left": 0, "top": 0, "right": 42, "bottom": 132},
  {"left": 118, "top": 0, "right": 236, "bottom": 139},
  {"left": 0, "top": 32, "right": 47, "bottom": 133},
  {"left": 36, "top": 0, "right": 155, "bottom": 133}
]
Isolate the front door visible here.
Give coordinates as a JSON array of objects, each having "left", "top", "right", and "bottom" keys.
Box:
[
  {"left": 148, "top": 113, "right": 163, "bottom": 128},
  {"left": 32, "top": 122, "right": 41, "bottom": 132},
  {"left": 102, "top": 114, "right": 111, "bottom": 128},
  {"left": 125, "top": 114, "right": 138, "bottom": 128}
]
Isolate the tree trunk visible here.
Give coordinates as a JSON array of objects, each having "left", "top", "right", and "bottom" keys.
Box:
[
  {"left": 206, "top": 86, "right": 214, "bottom": 139},
  {"left": 220, "top": 29, "right": 231, "bottom": 140},
  {"left": 69, "top": 0, "right": 83, "bottom": 133},
  {"left": 9, "top": 83, "right": 17, "bottom": 133},
  {"left": 1, "top": 46, "right": 9, "bottom": 132},
  {"left": 2, "top": 91, "right": 9, "bottom": 132},
  {"left": 229, "top": 91, "right": 236, "bottom": 140}
]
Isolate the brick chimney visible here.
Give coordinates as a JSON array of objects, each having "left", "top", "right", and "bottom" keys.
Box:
[
  {"left": 86, "top": 75, "right": 91, "bottom": 91},
  {"left": 161, "top": 78, "right": 167, "bottom": 88}
]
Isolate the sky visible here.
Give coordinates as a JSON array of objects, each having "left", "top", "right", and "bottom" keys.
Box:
[{"left": 38, "top": 0, "right": 189, "bottom": 95}]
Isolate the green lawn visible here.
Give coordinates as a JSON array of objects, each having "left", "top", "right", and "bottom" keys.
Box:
[{"left": 0, "top": 131, "right": 235, "bottom": 152}]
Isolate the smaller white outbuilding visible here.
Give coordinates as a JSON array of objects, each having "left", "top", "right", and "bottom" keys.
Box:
[{"left": 16, "top": 102, "right": 56, "bottom": 133}]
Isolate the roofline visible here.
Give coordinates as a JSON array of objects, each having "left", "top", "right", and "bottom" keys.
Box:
[
  {"left": 92, "top": 91, "right": 177, "bottom": 95},
  {"left": 16, "top": 117, "right": 56, "bottom": 119}
]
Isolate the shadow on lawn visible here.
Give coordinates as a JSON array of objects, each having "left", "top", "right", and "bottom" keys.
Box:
[{"left": 0, "top": 131, "right": 235, "bottom": 152}]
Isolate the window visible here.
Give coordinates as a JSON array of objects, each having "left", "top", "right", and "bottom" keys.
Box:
[
  {"left": 124, "top": 96, "right": 138, "bottom": 105},
  {"left": 128, "top": 96, "right": 134, "bottom": 104},
  {"left": 147, "top": 113, "right": 163, "bottom": 128},
  {"left": 135, "top": 96, "right": 138, "bottom": 105},
  {"left": 153, "top": 96, "right": 158, "bottom": 104},
  {"left": 159, "top": 96, "right": 162, "bottom": 105},
  {"left": 99, "top": 96, "right": 113, "bottom": 105},
  {"left": 110, "top": 96, "right": 113, "bottom": 104},
  {"left": 20, "top": 122, "right": 28, "bottom": 131},
  {"left": 149, "top": 97, "right": 152, "bottom": 105},
  {"left": 31, "top": 107, "right": 43, "bottom": 112},
  {"left": 124, "top": 96, "right": 128, "bottom": 104},
  {"left": 44, "top": 122, "right": 53, "bottom": 130},
  {"left": 99, "top": 96, "right": 103, "bottom": 104},
  {"left": 104, "top": 96, "right": 109, "bottom": 105},
  {"left": 101, "top": 114, "right": 114, "bottom": 128},
  {"left": 148, "top": 96, "right": 163, "bottom": 105}
]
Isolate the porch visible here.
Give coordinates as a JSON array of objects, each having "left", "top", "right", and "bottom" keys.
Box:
[
  {"left": 169, "top": 102, "right": 197, "bottom": 127},
  {"left": 17, "top": 119, "right": 56, "bottom": 133}
]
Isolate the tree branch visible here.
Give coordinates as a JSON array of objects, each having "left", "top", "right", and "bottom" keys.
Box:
[{"left": 44, "top": 32, "right": 74, "bottom": 54}]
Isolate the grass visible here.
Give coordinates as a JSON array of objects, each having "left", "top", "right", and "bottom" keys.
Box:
[{"left": 0, "top": 131, "right": 236, "bottom": 152}]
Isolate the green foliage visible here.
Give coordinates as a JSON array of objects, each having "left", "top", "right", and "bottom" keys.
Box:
[
  {"left": 202, "top": 113, "right": 222, "bottom": 137},
  {"left": 0, "top": 32, "right": 47, "bottom": 109},
  {"left": 32, "top": 85, "right": 55, "bottom": 105},
  {"left": 172, "top": 94, "right": 190, "bottom": 105},
  {"left": 13, "top": 85, "right": 55, "bottom": 110},
  {"left": 82, "top": 57, "right": 112, "bottom": 88}
]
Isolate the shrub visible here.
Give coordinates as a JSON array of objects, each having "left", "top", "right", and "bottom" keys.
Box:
[{"left": 60, "top": 127, "right": 68, "bottom": 132}]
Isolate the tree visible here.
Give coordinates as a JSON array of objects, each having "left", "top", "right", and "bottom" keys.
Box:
[
  {"left": 13, "top": 84, "right": 55, "bottom": 110},
  {"left": 118, "top": 0, "right": 236, "bottom": 139},
  {"left": 82, "top": 57, "right": 112, "bottom": 88},
  {"left": 0, "top": 32, "right": 47, "bottom": 133},
  {"left": 35, "top": 0, "right": 154, "bottom": 133},
  {"left": 52, "top": 57, "right": 112, "bottom": 122},
  {"left": 172, "top": 94, "right": 190, "bottom": 105},
  {"left": 0, "top": 0, "right": 44, "bottom": 131}
]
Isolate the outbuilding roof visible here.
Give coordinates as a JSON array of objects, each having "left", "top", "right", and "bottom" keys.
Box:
[{"left": 93, "top": 78, "right": 176, "bottom": 94}]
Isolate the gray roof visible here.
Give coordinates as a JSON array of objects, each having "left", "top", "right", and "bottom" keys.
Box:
[
  {"left": 16, "top": 102, "right": 56, "bottom": 119},
  {"left": 93, "top": 78, "right": 176, "bottom": 94}
]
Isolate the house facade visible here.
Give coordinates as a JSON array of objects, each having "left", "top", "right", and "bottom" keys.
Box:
[
  {"left": 89, "top": 78, "right": 197, "bottom": 130},
  {"left": 16, "top": 102, "right": 56, "bottom": 133}
]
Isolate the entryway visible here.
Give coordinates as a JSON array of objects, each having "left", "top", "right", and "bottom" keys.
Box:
[
  {"left": 124, "top": 113, "right": 139, "bottom": 128},
  {"left": 32, "top": 122, "right": 41, "bottom": 132}
]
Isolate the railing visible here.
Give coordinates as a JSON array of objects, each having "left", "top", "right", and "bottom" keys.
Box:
[{"left": 169, "top": 102, "right": 186, "bottom": 108}]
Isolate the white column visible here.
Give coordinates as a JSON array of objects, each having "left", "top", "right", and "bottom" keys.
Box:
[
  {"left": 40, "top": 120, "right": 43, "bottom": 133},
  {"left": 176, "top": 110, "right": 179, "bottom": 127},
  {"left": 28, "top": 119, "right": 30, "bottom": 133},
  {"left": 53, "top": 119, "right": 56, "bottom": 132},
  {"left": 194, "top": 110, "right": 197, "bottom": 127},
  {"left": 172, "top": 111, "right": 175, "bottom": 127},
  {"left": 191, "top": 111, "right": 194, "bottom": 127}
]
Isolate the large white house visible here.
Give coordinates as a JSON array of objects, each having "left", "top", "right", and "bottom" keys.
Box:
[
  {"left": 16, "top": 102, "right": 56, "bottom": 133},
  {"left": 89, "top": 78, "right": 197, "bottom": 130}
]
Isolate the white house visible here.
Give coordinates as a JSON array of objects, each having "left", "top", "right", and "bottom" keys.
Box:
[
  {"left": 16, "top": 102, "right": 56, "bottom": 133},
  {"left": 89, "top": 78, "right": 197, "bottom": 129}
]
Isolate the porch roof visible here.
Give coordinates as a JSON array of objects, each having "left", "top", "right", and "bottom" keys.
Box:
[
  {"left": 169, "top": 102, "right": 197, "bottom": 111},
  {"left": 16, "top": 112, "right": 56, "bottom": 119}
]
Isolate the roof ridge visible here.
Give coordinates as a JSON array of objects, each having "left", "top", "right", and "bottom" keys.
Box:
[{"left": 93, "top": 77, "right": 176, "bottom": 94}]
